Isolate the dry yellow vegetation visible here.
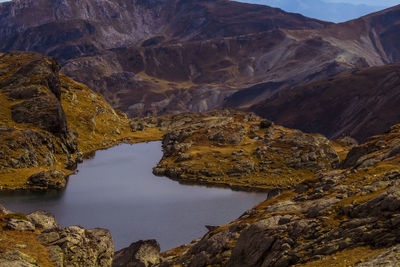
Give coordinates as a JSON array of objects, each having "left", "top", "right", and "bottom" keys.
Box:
[
  {"left": 153, "top": 112, "right": 343, "bottom": 191},
  {"left": 0, "top": 52, "right": 164, "bottom": 190}
]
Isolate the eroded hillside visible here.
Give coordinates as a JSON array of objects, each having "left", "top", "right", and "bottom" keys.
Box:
[{"left": 251, "top": 63, "right": 400, "bottom": 141}]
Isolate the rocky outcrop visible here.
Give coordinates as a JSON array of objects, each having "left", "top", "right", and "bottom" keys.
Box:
[
  {"left": 0, "top": 51, "right": 78, "bottom": 189},
  {"left": 1, "top": 52, "right": 68, "bottom": 135},
  {"left": 342, "top": 124, "right": 400, "bottom": 169},
  {"left": 27, "top": 170, "right": 67, "bottom": 190},
  {"left": 38, "top": 226, "right": 114, "bottom": 267},
  {"left": 151, "top": 110, "right": 339, "bottom": 190},
  {"left": 0, "top": 51, "right": 160, "bottom": 190},
  {"left": 113, "top": 240, "right": 161, "bottom": 267},
  {"left": 0, "top": 206, "right": 114, "bottom": 267}
]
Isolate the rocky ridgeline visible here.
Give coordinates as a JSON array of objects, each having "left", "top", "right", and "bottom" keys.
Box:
[
  {"left": 131, "top": 110, "right": 340, "bottom": 191},
  {"left": 117, "top": 123, "right": 400, "bottom": 266},
  {"left": 0, "top": 205, "right": 113, "bottom": 266}
]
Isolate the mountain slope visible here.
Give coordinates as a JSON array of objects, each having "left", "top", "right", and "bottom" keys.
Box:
[
  {"left": 251, "top": 63, "right": 400, "bottom": 142},
  {"left": 1, "top": 0, "right": 400, "bottom": 141}
]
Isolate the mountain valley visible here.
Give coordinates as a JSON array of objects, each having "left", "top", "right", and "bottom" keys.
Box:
[
  {"left": 0, "top": 0, "right": 400, "bottom": 266},
  {"left": 1, "top": 0, "right": 400, "bottom": 140}
]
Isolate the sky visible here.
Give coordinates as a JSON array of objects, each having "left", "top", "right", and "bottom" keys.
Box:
[
  {"left": 0, "top": 0, "right": 399, "bottom": 22},
  {"left": 237, "top": 0, "right": 399, "bottom": 22}
]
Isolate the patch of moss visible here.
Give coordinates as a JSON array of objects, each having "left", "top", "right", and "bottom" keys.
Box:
[{"left": 296, "top": 246, "right": 384, "bottom": 267}]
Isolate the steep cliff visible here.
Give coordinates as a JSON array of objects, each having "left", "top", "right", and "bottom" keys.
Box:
[{"left": 0, "top": 51, "right": 163, "bottom": 190}]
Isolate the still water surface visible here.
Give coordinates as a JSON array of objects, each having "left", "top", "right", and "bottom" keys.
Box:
[{"left": 0, "top": 142, "right": 267, "bottom": 250}]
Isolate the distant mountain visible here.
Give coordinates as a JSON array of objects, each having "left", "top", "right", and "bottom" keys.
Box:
[
  {"left": 1, "top": 0, "right": 400, "bottom": 141},
  {"left": 0, "top": 0, "right": 331, "bottom": 115},
  {"left": 251, "top": 63, "right": 400, "bottom": 142},
  {"left": 236, "top": 0, "right": 387, "bottom": 22}
]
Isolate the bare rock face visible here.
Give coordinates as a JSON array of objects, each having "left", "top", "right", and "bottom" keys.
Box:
[
  {"left": 112, "top": 240, "right": 161, "bottom": 267},
  {"left": 27, "top": 210, "right": 60, "bottom": 230},
  {"left": 6, "top": 218, "right": 35, "bottom": 232},
  {"left": 0, "top": 52, "right": 81, "bottom": 189},
  {"left": 342, "top": 124, "right": 400, "bottom": 169},
  {"left": 1, "top": 52, "right": 67, "bottom": 136},
  {"left": 37, "top": 223, "right": 114, "bottom": 266}
]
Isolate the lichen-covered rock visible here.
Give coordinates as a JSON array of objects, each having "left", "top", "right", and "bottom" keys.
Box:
[
  {"left": 27, "top": 210, "right": 60, "bottom": 230},
  {"left": 152, "top": 110, "right": 339, "bottom": 190},
  {"left": 154, "top": 124, "right": 400, "bottom": 266},
  {"left": 6, "top": 219, "right": 35, "bottom": 232},
  {"left": 0, "top": 251, "right": 38, "bottom": 267},
  {"left": 0, "top": 206, "right": 114, "bottom": 267},
  {"left": 113, "top": 240, "right": 161, "bottom": 267},
  {"left": 27, "top": 170, "right": 67, "bottom": 189},
  {"left": 342, "top": 124, "right": 400, "bottom": 169},
  {"left": 355, "top": 245, "right": 400, "bottom": 266},
  {"left": 37, "top": 226, "right": 114, "bottom": 267}
]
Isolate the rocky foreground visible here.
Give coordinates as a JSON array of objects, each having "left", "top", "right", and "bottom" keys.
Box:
[
  {"left": 114, "top": 123, "right": 400, "bottom": 266},
  {"left": 1, "top": 119, "right": 399, "bottom": 266},
  {"left": 0, "top": 205, "right": 113, "bottom": 267}
]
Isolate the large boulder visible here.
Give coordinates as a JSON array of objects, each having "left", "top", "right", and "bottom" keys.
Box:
[
  {"left": 38, "top": 226, "right": 114, "bottom": 267},
  {"left": 112, "top": 240, "right": 161, "bottom": 267},
  {"left": 27, "top": 211, "right": 60, "bottom": 230},
  {"left": 27, "top": 170, "right": 67, "bottom": 190}
]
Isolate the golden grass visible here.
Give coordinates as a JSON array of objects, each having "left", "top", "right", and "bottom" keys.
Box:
[
  {"left": 0, "top": 60, "right": 164, "bottom": 190},
  {"left": 60, "top": 75, "right": 164, "bottom": 154},
  {"left": 136, "top": 72, "right": 195, "bottom": 92},
  {"left": 0, "top": 229, "right": 54, "bottom": 267},
  {"left": 296, "top": 246, "right": 384, "bottom": 267},
  {"left": 160, "top": 126, "right": 318, "bottom": 190}
]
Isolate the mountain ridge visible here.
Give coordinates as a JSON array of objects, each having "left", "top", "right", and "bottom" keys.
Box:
[{"left": 1, "top": 0, "right": 399, "bottom": 143}]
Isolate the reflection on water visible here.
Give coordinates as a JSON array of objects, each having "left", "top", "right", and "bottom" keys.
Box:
[{"left": 0, "top": 142, "right": 267, "bottom": 250}]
